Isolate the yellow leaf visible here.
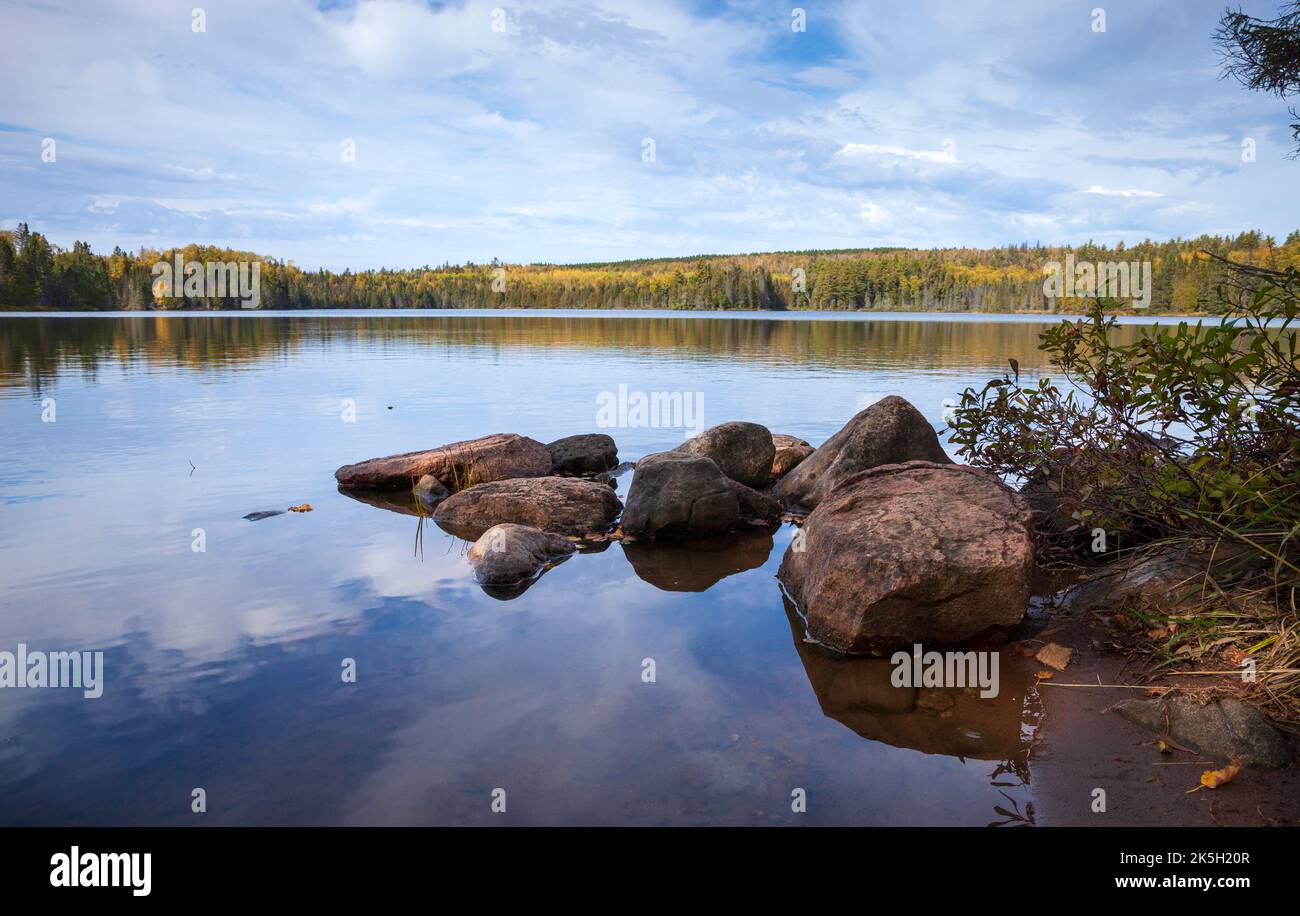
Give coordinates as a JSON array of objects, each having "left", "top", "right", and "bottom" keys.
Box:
[
  {"left": 1157, "top": 739, "right": 1171, "bottom": 754},
  {"left": 287, "top": 504, "right": 313, "bottom": 513},
  {"left": 1035, "top": 643, "right": 1073, "bottom": 671},
  {"left": 1199, "top": 757, "right": 1243, "bottom": 789}
]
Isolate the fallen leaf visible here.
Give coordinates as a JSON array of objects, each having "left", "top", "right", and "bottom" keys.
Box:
[
  {"left": 1035, "top": 643, "right": 1074, "bottom": 671},
  {"left": 1034, "top": 670, "right": 1055, "bottom": 680},
  {"left": 287, "top": 504, "right": 313, "bottom": 513},
  {"left": 1198, "top": 757, "right": 1244, "bottom": 790},
  {"left": 1147, "top": 626, "right": 1169, "bottom": 639},
  {"left": 1157, "top": 739, "right": 1172, "bottom": 754}
]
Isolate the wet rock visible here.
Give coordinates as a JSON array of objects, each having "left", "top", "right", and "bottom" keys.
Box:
[
  {"left": 1114, "top": 696, "right": 1290, "bottom": 769},
  {"left": 547, "top": 433, "right": 618, "bottom": 476},
  {"left": 672, "top": 421, "right": 775, "bottom": 489},
  {"left": 415, "top": 474, "right": 450, "bottom": 510},
  {"left": 778, "top": 461, "right": 1034, "bottom": 653},
  {"left": 243, "top": 510, "right": 284, "bottom": 521},
  {"left": 622, "top": 452, "right": 773, "bottom": 539},
  {"left": 467, "top": 523, "right": 576, "bottom": 587},
  {"left": 622, "top": 529, "right": 774, "bottom": 592},
  {"left": 335, "top": 432, "right": 552, "bottom": 490},
  {"left": 771, "top": 433, "right": 814, "bottom": 482},
  {"left": 433, "top": 476, "right": 622, "bottom": 541},
  {"left": 725, "top": 478, "right": 781, "bottom": 527},
  {"left": 775, "top": 396, "right": 951, "bottom": 511},
  {"left": 1064, "top": 543, "right": 1263, "bottom": 613}
]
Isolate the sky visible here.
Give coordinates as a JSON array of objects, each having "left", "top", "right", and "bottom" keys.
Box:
[{"left": 1, "top": 0, "right": 1298, "bottom": 270}]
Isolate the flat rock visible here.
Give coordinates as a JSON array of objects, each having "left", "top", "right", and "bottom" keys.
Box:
[
  {"left": 777, "top": 461, "right": 1034, "bottom": 653},
  {"left": 433, "top": 476, "right": 622, "bottom": 540},
  {"left": 1064, "top": 543, "right": 1263, "bottom": 613},
  {"left": 467, "top": 523, "right": 576, "bottom": 587},
  {"left": 547, "top": 433, "right": 618, "bottom": 476},
  {"left": 672, "top": 421, "right": 774, "bottom": 489},
  {"left": 775, "top": 396, "right": 951, "bottom": 511},
  {"left": 335, "top": 432, "right": 552, "bottom": 490},
  {"left": 1114, "top": 696, "right": 1290, "bottom": 769},
  {"left": 771, "top": 433, "right": 814, "bottom": 482}
]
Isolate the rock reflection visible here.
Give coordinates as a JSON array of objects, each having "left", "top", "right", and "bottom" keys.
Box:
[
  {"left": 783, "top": 595, "right": 1038, "bottom": 771},
  {"left": 622, "top": 530, "right": 775, "bottom": 592}
]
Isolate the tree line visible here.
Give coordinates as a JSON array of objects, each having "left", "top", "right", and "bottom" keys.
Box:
[{"left": 3, "top": 222, "right": 1298, "bottom": 314}]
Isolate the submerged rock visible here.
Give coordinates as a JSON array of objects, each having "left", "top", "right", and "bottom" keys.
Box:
[
  {"left": 672, "top": 421, "right": 774, "bottom": 489},
  {"left": 775, "top": 396, "right": 951, "bottom": 511},
  {"left": 242, "top": 510, "right": 284, "bottom": 521},
  {"left": 1114, "top": 695, "right": 1290, "bottom": 769},
  {"left": 547, "top": 433, "right": 618, "bottom": 476},
  {"left": 467, "top": 523, "right": 576, "bottom": 587},
  {"left": 433, "top": 476, "right": 622, "bottom": 540},
  {"left": 334, "top": 432, "right": 552, "bottom": 490},
  {"left": 770, "top": 433, "right": 814, "bottom": 482},
  {"left": 777, "top": 461, "right": 1034, "bottom": 653}
]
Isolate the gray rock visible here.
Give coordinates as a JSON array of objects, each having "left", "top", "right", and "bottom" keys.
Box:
[
  {"left": 1064, "top": 543, "right": 1264, "bottom": 613},
  {"left": 775, "top": 396, "right": 951, "bottom": 511},
  {"left": 547, "top": 433, "right": 618, "bottom": 476},
  {"left": 621, "top": 452, "right": 740, "bottom": 539},
  {"left": 415, "top": 474, "right": 450, "bottom": 510},
  {"left": 243, "top": 510, "right": 284, "bottom": 521},
  {"left": 1114, "top": 695, "right": 1290, "bottom": 769},
  {"left": 672, "top": 421, "right": 775, "bottom": 489},
  {"left": 467, "top": 523, "right": 576, "bottom": 587},
  {"left": 724, "top": 478, "right": 781, "bottom": 527}
]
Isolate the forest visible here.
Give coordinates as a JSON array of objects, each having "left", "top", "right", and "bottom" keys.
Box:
[{"left": 2, "top": 222, "right": 1298, "bottom": 314}]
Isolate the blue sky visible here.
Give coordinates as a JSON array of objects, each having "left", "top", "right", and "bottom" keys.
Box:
[{"left": 2, "top": 0, "right": 1298, "bottom": 270}]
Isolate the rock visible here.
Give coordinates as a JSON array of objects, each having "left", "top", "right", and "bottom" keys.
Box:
[
  {"left": 725, "top": 478, "right": 781, "bottom": 527},
  {"left": 433, "top": 476, "right": 622, "bottom": 541},
  {"left": 777, "top": 461, "right": 1034, "bottom": 653},
  {"left": 1114, "top": 696, "right": 1290, "bottom": 769},
  {"left": 622, "top": 452, "right": 738, "bottom": 538},
  {"left": 415, "top": 474, "right": 450, "bottom": 510},
  {"left": 546, "top": 433, "right": 618, "bottom": 476},
  {"left": 771, "top": 433, "right": 814, "bottom": 482},
  {"left": 672, "top": 421, "right": 774, "bottom": 489},
  {"left": 467, "top": 523, "right": 576, "bottom": 587},
  {"left": 775, "top": 396, "right": 951, "bottom": 511},
  {"left": 335, "top": 432, "right": 552, "bottom": 490},
  {"left": 622, "top": 530, "right": 775, "bottom": 592},
  {"left": 1064, "top": 543, "right": 1263, "bottom": 613},
  {"left": 243, "top": 510, "right": 284, "bottom": 521}
]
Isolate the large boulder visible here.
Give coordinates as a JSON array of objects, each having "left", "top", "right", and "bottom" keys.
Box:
[
  {"left": 777, "top": 461, "right": 1034, "bottom": 653},
  {"left": 621, "top": 452, "right": 778, "bottom": 539},
  {"left": 433, "top": 476, "right": 622, "bottom": 540},
  {"left": 1114, "top": 696, "right": 1289, "bottom": 769},
  {"left": 771, "top": 434, "right": 814, "bottom": 482},
  {"left": 335, "top": 433, "right": 552, "bottom": 490},
  {"left": 672, "top": 421, "right": 774, "bottom": 489},
  {"left": 547, "top": 433, "right": 618, "bottom": 476},
  {"left": 467, "top": 523, "right": 576, "bottom": 587},
  {"left": 621, "top": 453, "right": 738, "bottom": 539},
  {"left": 775, "top": 396, "right": 951, "bottom": 511}
]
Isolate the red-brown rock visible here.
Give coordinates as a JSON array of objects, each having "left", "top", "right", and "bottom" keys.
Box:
[{"left": 335, "top": 433, "right": 552, "bottom": 490}]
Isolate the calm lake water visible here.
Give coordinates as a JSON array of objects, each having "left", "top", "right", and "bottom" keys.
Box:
[{"left": 0, "top": 309, "right": 1156, "bottom": 826}]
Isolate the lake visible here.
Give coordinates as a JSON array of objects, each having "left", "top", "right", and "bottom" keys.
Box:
[{"left": 0, "top": 309, "right": 1155, "bottom": 826}]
